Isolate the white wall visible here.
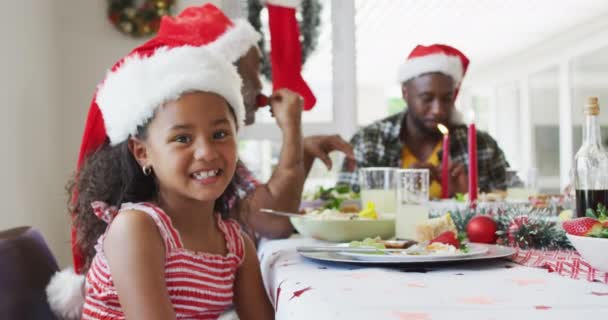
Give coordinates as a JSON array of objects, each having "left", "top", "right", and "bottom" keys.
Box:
[
  {"left": 55, "top": 0, "right": 224, "bottom": 267},
  {"left": 0, "top": 1, "right": 66, "bottom": 264},
  {"left": 0, "top": 0, "right": 221, "bottom": 268}
]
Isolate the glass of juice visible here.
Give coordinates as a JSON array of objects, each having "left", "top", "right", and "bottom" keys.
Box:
[
  {"left": 358, "top": 167, "right": 397, "bottom": 214},
  {"left": 395, "top": 169, "right": 430, "bottom": 240}
]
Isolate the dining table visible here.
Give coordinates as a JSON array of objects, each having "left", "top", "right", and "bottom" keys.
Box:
[{"left": 257, "top": 235, "right": 608, "bottom": 320}]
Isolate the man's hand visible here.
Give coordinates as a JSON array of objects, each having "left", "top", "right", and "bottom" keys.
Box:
[
  {"left": 448, "top": 162, "right": 468, "bottom": 196},
  {"left": 269, "top": 89, "right": 303, "bottom": 131},
  {"left": 409, "top": 162, "right": 440, "bottom": 182},
  {"left": 303, "top": 135, "right": 355, "bottom": 173}
]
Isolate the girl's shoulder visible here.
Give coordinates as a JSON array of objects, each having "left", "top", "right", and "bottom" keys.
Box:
[
  {"left": 111, "top": 202, "right": 182, "bottom": 252},
  {"left": 103, "top": 208, "right": 166, "bottom": 254}
]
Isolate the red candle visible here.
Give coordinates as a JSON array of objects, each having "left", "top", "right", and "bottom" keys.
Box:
[
  {"left": 437, "top": 124, "right": 450, "bottom": 199},
  {"left": 468, "top": 124, "right": 478, "bottom": 207}
]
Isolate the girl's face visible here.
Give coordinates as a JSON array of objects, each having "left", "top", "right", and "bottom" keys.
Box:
[{"left": 131, "top": 91, "right": 238, "bottom": 206}]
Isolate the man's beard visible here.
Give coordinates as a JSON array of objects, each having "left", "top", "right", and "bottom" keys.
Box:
[{"left": 411, "top": 114, "right": 443, "bottom": 140}]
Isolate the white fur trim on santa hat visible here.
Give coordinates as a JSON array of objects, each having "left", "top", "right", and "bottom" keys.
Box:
[
  {"left": 265, "top": 0, "right": 302, "bottom": 8},
  {"left": 397, "top": 53, "right": 464, "bottom": 86},
  {"left": 205, "top": 19, "right": 261, "bottom": 62},
  {"left": 46, "top": 268, "right": 85, "bottom": 320},
  {"left": 96, "top": 46, "right": 244, "bottom": 146}
]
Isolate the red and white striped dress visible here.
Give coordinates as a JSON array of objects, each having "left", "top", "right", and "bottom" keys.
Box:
[{"left": 82, "top": 202, "right": 245, "bottom": 319}]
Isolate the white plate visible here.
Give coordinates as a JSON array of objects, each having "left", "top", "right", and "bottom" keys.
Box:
[
  {"left": 297, "top": 243, "right": 515, "bottom": 265},
  {"left": 337, "top": 243, "right": 489, "bottom": 262}
]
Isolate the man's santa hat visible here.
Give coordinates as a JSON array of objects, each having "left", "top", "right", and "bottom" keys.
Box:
[
  {"left": 156, "top": 3, "right": 260, "bottom": 63},
  {"left": 46, "top": 15, "right": 245, "bottom": 319},
  {"left": 398, "top": 44, "right": 469, "bottom": 124},
  {"left": 158, "top": 1, "right": 317, "bottom": 110},
  {"left": 398, "top": 44, "right": 470, "bottom": 90}
]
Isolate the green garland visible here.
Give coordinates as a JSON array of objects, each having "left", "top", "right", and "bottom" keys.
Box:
[
  {"left": 107, "top": 0, "right": 175, "bottom": 38},
  {"left": 246, "top": 0, "right": 322, "bottom": 80},
  {"left": 439, "top": 205, "right": 574, "bottom": 251}
]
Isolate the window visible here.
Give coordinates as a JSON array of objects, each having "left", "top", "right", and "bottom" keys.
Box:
[
  {"left": 529, "top": 67, "right": 559, "bottom": 189},
  {"left": 571, "top": 46, "right": 608, "bottom": 152},
  {"left": 238, "top": 1, "right": 337, "bottom": 192}
]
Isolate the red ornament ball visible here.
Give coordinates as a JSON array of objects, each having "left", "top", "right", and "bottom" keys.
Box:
[{"left": 466, "top": 215, "right": 498, "bottom": 243}]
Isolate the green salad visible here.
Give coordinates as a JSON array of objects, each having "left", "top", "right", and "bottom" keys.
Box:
[
  {"left": 349, "top": 237, "right": 385, "bottom": 250},
  {"left": 303, "top": 185, "right": 360, "bottom": 210},
  {"left": 348, "top": 237, "right": 387, "bottom": 255}
]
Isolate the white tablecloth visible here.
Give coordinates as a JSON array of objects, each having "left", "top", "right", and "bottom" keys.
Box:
[{"left": 258, "top": 236, "right": 608, "bottom": 320}]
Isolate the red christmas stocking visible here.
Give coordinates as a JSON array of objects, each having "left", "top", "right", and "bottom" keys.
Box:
[{"left": 267, "top": 1, "right": 317, "bottom": 110}]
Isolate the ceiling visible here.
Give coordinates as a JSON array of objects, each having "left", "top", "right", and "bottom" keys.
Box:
[{"left": 303, "top": 0, "right": 608, "bottom": 86}]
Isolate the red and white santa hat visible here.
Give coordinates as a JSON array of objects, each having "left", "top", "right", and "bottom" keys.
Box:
[
  {"left": 397, "top": 44, "right": 470, "bottom": 87},
  {"left": 156, "top": 3, "right": 261, "bottom": 63},
  {"left": 98, "top": 43, "right": 244, "bottom": 145},
  {"left": 47, "top": 12, "right": 247, "bottom": 319}
]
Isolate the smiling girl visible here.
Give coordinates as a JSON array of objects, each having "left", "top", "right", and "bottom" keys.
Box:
[{"left": 61, "top": 31, "right": 274, "bottom": 320}]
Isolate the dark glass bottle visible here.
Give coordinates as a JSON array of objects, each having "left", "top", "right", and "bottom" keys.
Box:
[{"left": 573, "top": 97, "right": 608, "bottom": 217}]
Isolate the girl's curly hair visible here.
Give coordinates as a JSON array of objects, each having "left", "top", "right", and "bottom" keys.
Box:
[{"left": 68, "top": 124, "right": 236, "bottom": 271}]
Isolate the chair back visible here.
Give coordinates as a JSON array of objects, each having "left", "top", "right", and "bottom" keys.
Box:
[{"left": 0, "top": 226, "right": 59, "bottom": 320}]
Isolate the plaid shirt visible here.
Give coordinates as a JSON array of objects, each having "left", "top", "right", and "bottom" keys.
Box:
[
  {"left": 338, "top": 112, "right": 511, "bottom": 192},
  {"left": 224, "top": 160, "right": 261, "bottom": 212}
]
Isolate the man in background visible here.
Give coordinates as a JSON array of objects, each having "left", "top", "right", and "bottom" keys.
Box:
[{"left": 338, "top": 44, "right": 512, "bottom": 199}]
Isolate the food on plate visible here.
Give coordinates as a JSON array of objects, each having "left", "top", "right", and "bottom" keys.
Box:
[
  {"left": 349, "top": 237, "right": 388, "bottom": 250},
  {"left": 429, "top": 231, "right": 461, "bottom": 249},
  {"left": 563, "top": 204, "right": 608, "bottom": 238},
  {"left": 302, "top": 185, "right": 360, "bottom": 210},
  {"left": 301, "top": 203, "right": 384, "bottom": 220},
  {"left": 340, "top": 204, "right": 360, "bottom": 213},
  {"left": 300, "top": 208, "right": 361, "bottom": 220},
  {"left": 349, "top": 237, "right": 416, "bottom": 249},
  {"left": 348, "top": 234, "right": 468, "bottom": 256},
  {"left": 415, "top": 213, "right": 457, "bottom": 242},
  {"left": 563, "top": 217, "right": 607, "bottom": 237},
  {"left": 358, "top": 202, "right": 378, "bottom": 219}
]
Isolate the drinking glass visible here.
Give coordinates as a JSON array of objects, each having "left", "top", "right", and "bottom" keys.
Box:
[
  {"left": 507, "top": 167, "right": 539, "bottom": 200},
  {"left": 358, "top": 167, "right": 397, "bottom": 214},
  {"left": 395, "top": 169, "right": 430, "bottom": 240}
]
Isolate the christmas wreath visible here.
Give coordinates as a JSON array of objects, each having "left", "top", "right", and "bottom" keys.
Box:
[
  {"left": 107, "top": 0, "right": 175, "bottom": 38},
  {"left": 247, "top": 0, "right": 322, "bottom": 80}
]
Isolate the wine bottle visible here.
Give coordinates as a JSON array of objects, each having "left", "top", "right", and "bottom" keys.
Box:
[{"left": 573, "top": 97, "right": 608, "bottom": 217}]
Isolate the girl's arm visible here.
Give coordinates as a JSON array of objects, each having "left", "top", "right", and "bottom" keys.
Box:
[
  {"left": 104, "top": 210, "right": 176, "bottom": 320},
  {"left": 234, "top": 233, "right": 275, "bottom": 320}
]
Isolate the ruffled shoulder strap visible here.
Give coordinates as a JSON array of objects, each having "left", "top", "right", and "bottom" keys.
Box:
[{"left": 217, "top": 217, "right": 245, "bottom": 264}]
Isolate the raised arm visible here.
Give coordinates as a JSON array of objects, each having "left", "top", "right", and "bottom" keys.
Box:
[
  {"left": 237, "top": 89, "right": 304, "bottom": 239},
  {"left": 104, "top": 210, "right": 176, "bottom": 320}
]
